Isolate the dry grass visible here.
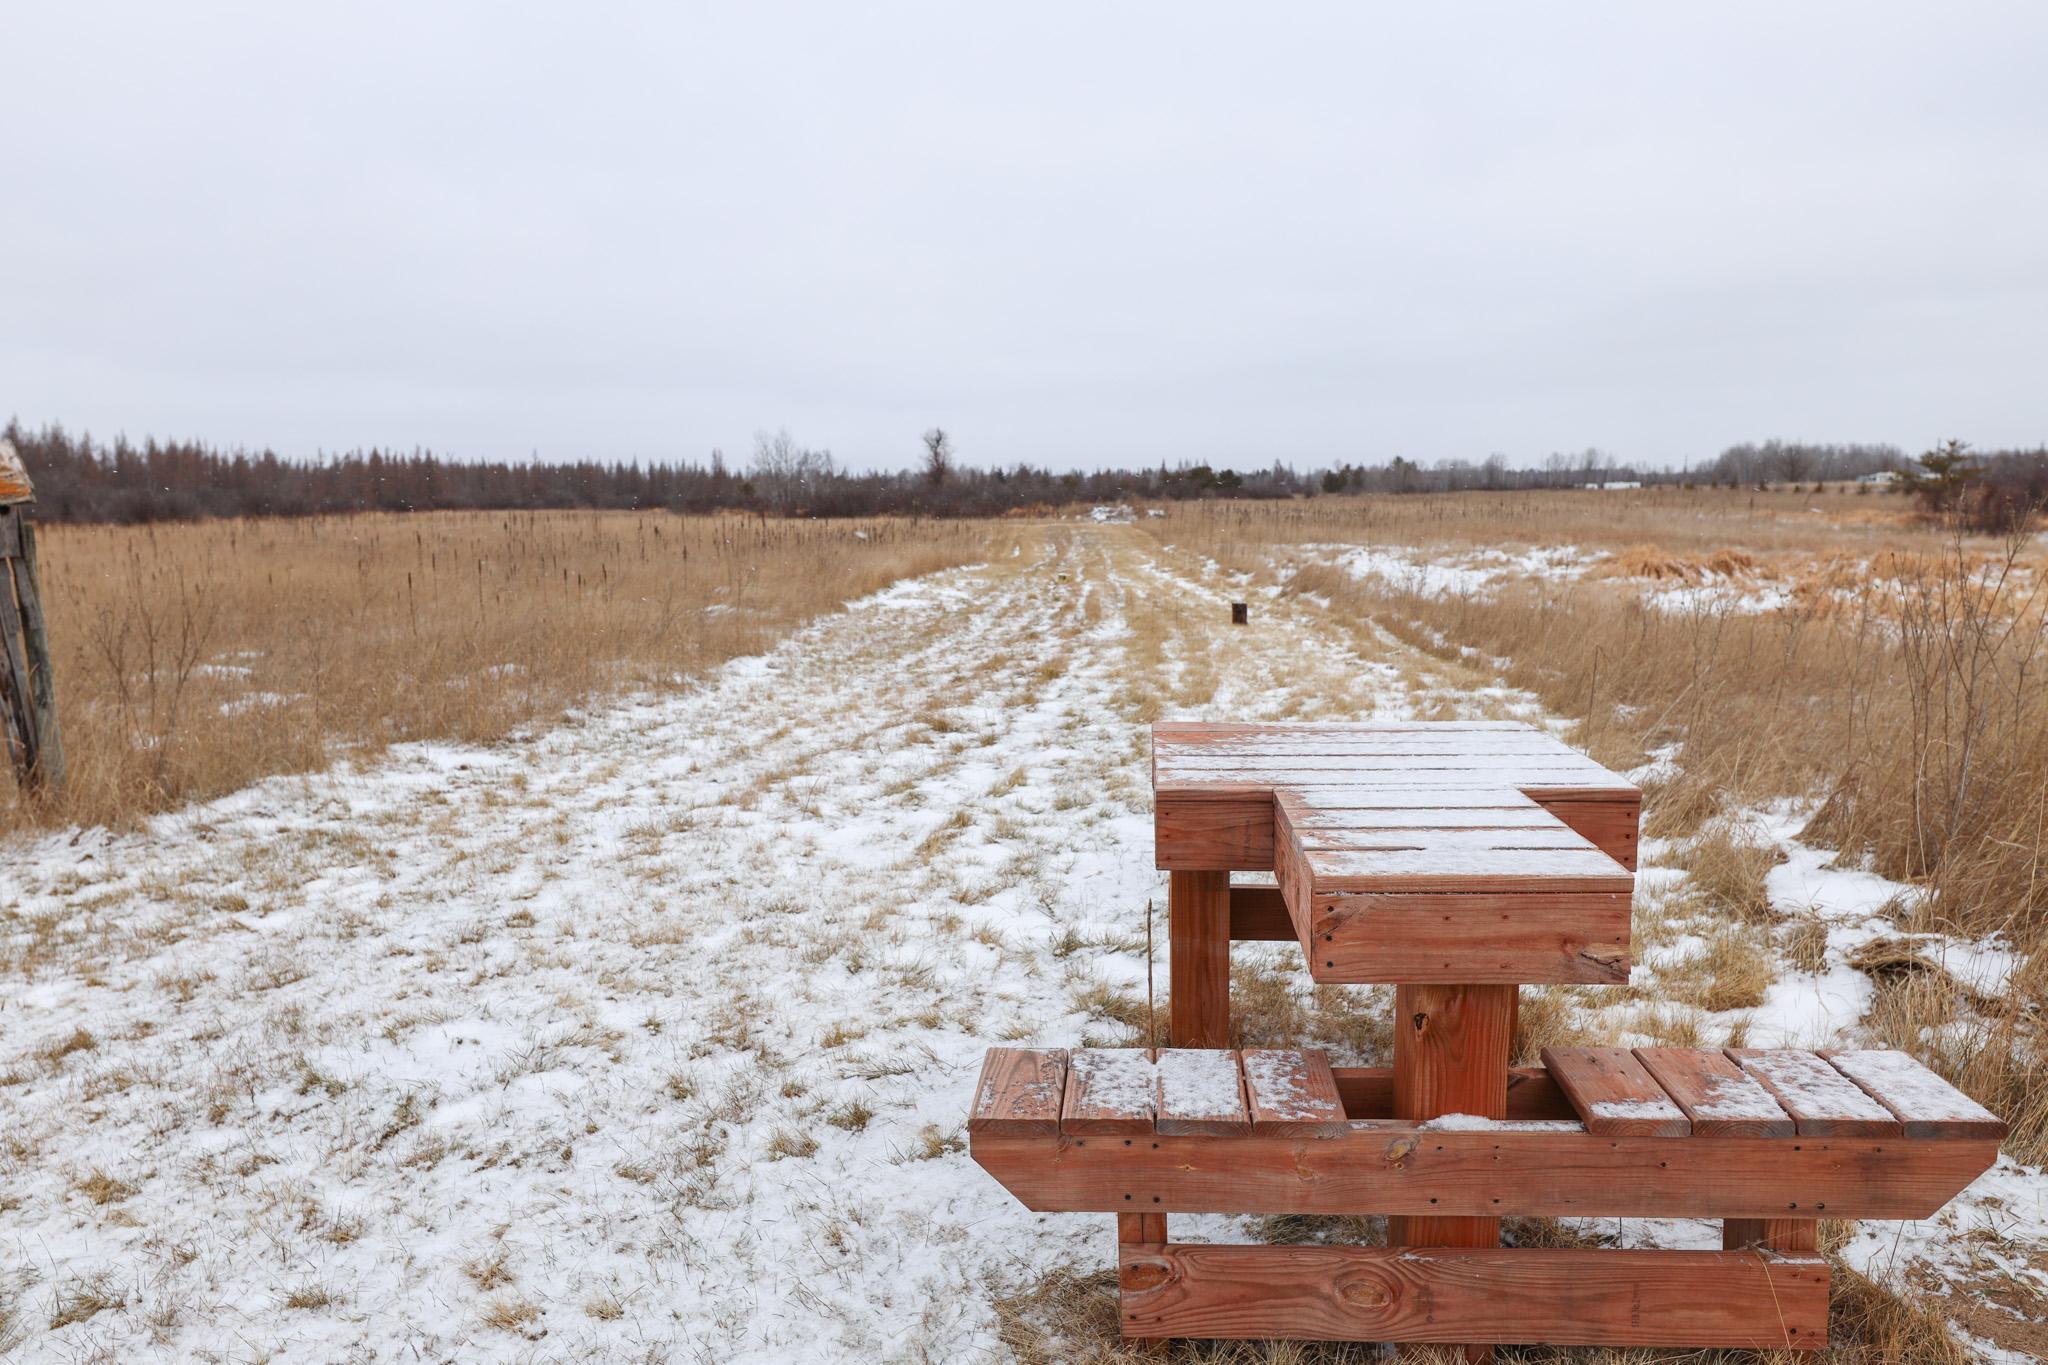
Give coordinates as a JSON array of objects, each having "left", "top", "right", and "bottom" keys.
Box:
[{"left": 4, "top": 510, "right": 1007, "bottom": 830}]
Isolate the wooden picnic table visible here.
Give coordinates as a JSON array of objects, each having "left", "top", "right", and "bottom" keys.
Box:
[{"left": 968, "top": 720, "right": 2005, "bottom": 1356}]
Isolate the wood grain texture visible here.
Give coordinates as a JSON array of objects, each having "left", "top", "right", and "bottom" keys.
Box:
[
  {"left": 7, "top": 519, "right": 63, "bottom": 793},
  {"left": 1118, "top": 1212, "right": 1168, "bottom": 1244},
  {"left": 1168, "top": 871, "right": 1231, "bottom": 1047},
  {"left": 1823, "top": 1049, "right": 2008, "bottom": 1140},
  {"left": 970, "top": 1129, "right": 1999, "bottom": 1220},
  {"left": 967, "top": 1048, "right": 1067, "bottom": 1136},
  {"left": 1728, "top": 1049, "right": 1901, "bottom": 1137},
  {"left": 1115, "top": 1243, "right": 1827, "bottom": 1349},
  {"left": 1062, "top": 1049, "right": 1156, "bottom": 1136},
  {"left": 1242, "top": 1048, "right": 1347, "bottom": 1137},
  {"left": 1155, "top": 794, "right": 1273, "bottom": 870},
  {"left": 1533, "top": 796, "right": 1640, "bottom": 870},
  {"left": 1636, "top": 1048, "right": 1796, "bottom": 1138},
  {"left": 1388, "top": 981, "right": 1514, "bottom": 1339},
  {"left": 1539, "top": 1047, "right": 1691, "bottom": 1136},
  {"left": 1308, "top": 892, "right": 1631, "bottom": 985}
]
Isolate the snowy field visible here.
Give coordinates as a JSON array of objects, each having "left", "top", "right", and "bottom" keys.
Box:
[{"left": 2, "top": 527, "right": 2041, "bottom": 1361}]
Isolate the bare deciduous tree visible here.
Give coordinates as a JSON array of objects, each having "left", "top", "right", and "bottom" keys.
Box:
[{"left": 922, "top": 428, "right": 953, "bottom": 486}]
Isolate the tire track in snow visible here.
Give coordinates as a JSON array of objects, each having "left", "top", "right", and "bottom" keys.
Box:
[{"left": 0, "top": 526, "right": 1556, "bottom": 1362}]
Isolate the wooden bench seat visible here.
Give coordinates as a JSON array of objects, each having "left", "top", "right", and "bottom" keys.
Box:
[{"left": 969, "top": 1044, "right": 2004, "bottom": 1348}]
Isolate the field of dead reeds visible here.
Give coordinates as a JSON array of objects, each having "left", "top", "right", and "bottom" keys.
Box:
[
  {"left": 3, "top": 490, "right": 2042, "bottom": 1361},
  {"left": 1, "top": 510, "right": 1004, "bottom": 832}
]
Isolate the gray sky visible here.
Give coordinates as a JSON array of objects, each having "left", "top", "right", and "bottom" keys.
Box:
[{"left": 4, "top": 3, "right": 2044, "bottom": 472}]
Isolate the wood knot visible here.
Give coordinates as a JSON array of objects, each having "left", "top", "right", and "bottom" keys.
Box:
[
  {"left": 1338, "top": 1277, "right": 1392, "bottom": 1310},
  {"left": 1119, "top": 1258, "right": 1173, "bottom": 1292},
  {"left": 1382, "top": 1136, "right": 1418, "bottom": 1165}
]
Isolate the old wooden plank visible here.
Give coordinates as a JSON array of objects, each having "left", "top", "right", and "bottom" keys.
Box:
[
  {"left": 1306, "top": 846, "right": 1634, "bottom": 894},
  {"left": 1292, "top": 827, "right": 1599, "bottom": 852},
  {"left": 1168, "top": 872, "right": 1231, "bottom": 1047},
  {"left": 1115, "top": 1243, "right": 1828, "bottom": 1348},
  {"left": 1154, "top": 1049, "right": 1250, "bottom": 1136},
  {"left": 1824, "top": 1050, "right": 2007, "bottom": 1140},
  {"left": 1283, "top": 807, "right": 1562, "bottom": 830},
  {"left": 967, "top": 1048, "right": 1068, "bottom": 1137},
  {"left": 1533, "top": 795, "right": 1640, "bottom": 870},
  {"left": 1308, "top": 891, "right": 1631, "bottom": 985},
  {"left": 1388, "top": 983, "right": 1515, "bottom": 1293},
  {"left": 1541, "top": 1047, "right": 1691, "bottom": 1136},
  {"left": 1158, "top": 755, "right": 1622, "bottom": 776},
  {"left": 1728, "top": 1049, "right": 1901, "bottom": 1137},
  {"left": 1636, "top": 1049, "right": 1796, "bottom": 1138},
  {"left": 1241, "top": 1048, "right": 1348, "bottom": 1137},
  {"left": 11, "top": 518, "right": 65, "bottom": 794},
  {"left": 970, "top": 1129, "right": 1998, "bottom": 1220},
  {"left": 1154, "top": 795, "right": 1272, "bottom": 870},
  {"left": 1063, "top": 1049, "right": 1156, "bottom": 1136}
]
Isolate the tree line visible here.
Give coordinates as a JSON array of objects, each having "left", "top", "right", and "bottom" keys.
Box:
[{"left": 5, "top": 420, "right": 2038, "bottom": 525}]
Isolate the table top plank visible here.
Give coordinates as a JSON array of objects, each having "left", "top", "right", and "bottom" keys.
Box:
[
  {"left": 1542, "top": 1046, "right": 1691, "bottom": 1136},
  {"left": 1727, "top": 1048, "right": 1902, "bottom": 1137},
  {"left": 1637, "top": 1048, "right": 1797, "bottom": 1138}
]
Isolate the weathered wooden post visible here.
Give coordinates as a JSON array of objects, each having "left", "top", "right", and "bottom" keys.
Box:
[{"left": 0, "top": 438, "right": 64, "bottom": 796}]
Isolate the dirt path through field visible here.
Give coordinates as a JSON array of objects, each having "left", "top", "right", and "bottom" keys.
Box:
[{"left": 0, "top": 528, "right": 1624, "bottom": 1362}]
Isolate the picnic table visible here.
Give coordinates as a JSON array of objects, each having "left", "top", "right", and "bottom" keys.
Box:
[{"left": 968, "top": 722, "right": 2004, "bottom": 1354}]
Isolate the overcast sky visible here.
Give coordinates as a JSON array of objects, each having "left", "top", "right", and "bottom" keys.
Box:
[{"left": 4, "top": 3, "right": 2044, "bottom": 472}]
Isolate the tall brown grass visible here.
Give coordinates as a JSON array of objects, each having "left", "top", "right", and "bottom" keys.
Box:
[{"left": 4, "top": 510, "right": 1005, "bottom": 832}]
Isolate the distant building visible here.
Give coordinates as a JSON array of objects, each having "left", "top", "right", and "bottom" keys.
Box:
[
  {"left": 1582, "top": 480, "right": 1642, "bottom": 490},
  {"left": 1857, "top": 470, "right": 1901, "bottom": 485}
]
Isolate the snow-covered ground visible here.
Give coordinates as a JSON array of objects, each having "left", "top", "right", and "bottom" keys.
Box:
[{"left": 1, "top": 527, "right": 2040, "bottom": 1361}]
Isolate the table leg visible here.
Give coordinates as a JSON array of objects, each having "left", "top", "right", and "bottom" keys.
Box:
[
  {"left": 1168, "top": 870, "right": 1230, "bottom": 1047},
  {"left": 1389, "top": 983, "right": 1517, "bottom": 1364}
]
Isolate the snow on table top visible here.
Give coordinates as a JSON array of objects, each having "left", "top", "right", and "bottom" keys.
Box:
[
  {"left": 1738, "top": 1050, "right": 1895, "bottom": 1122},
  {"left": 1830, "top": 1049, "right": 2000, "bottom": 1123},
  {"left": 1240, "top": 1049, "right": 1330, "bottom": 1120},
  {"left": 1068, "top": 1048, "right": 1156, "bottom": 1116},
  {"left": 1686, "top": 1070, "right": 1793, "bottom": 1121},
  {"left": 1590, "top": 1096, "right": 1687, "bottom": 1121},
  {"left": 1418, "top": 1113, "right": 1585, "bottom": 1133},
  {"left": 1155, "top": 1050, "right": 1245, "bottom": 1120}
]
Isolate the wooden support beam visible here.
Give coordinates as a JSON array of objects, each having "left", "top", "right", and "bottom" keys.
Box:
[
  {"left": 1168, "top": 871, "right": 1230, "bottom": 1047},
  {"left": 970, "top": 1130, "right": 1998, "bottom": 1221},
  {"left": 11, "top": 517, "right": 64, "bottom": 794},
  {"left": 1389, "top": 983, "right": 1516, "bottom": 1364},
  {"left": 1116, "top": 1243, "right": 1828, "bottom": 1349},
  {"left": 1117, "top": 1212, "right": 1167, "bottom": 1244}
]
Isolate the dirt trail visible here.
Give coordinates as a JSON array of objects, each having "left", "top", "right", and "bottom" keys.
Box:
[{"left": 0, "top": 529, "right": 1568, "bottom": 1362}]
